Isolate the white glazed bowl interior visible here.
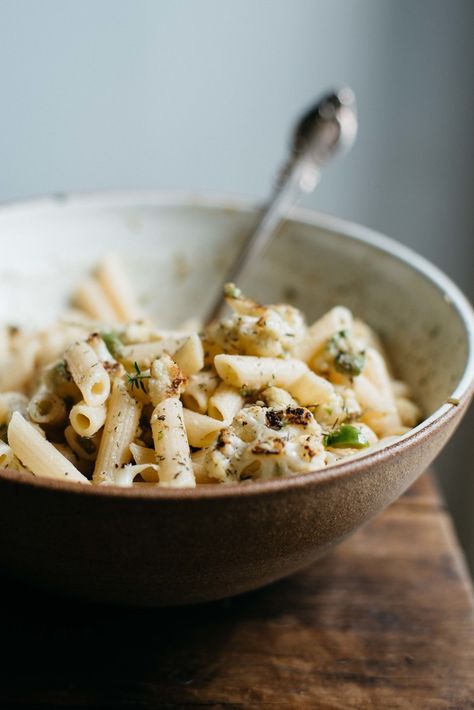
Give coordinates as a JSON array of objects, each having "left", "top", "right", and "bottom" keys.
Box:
[{"left": 0, "top": 191, "right": 472, "bottom": 436}]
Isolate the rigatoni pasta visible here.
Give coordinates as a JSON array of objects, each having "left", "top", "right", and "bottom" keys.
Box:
[{"left": 0, "top": 257, "right": 422, "bottom": 487}]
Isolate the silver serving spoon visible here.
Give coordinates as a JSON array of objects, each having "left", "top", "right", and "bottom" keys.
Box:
[{"left": 205, "top": 87, "right": 358, "bottom": 325}]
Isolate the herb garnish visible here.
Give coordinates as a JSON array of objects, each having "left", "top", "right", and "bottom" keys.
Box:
[
  {"left": 127, "top": 362, "right": 151, "bottom": 393},
  {"left": 100, "top": 331, "right": 124, "bottom": 359},
  {"left": 324, "top": 424, "right": 369, "bottom": 449},
  {"left": 240, "top": 385, "right": 256, "bottom": 398},
  {"left": 326, "top": 330, "right": 366, "bottom": 378}
]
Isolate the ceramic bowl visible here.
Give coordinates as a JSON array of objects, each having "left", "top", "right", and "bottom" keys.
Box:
[{"left": 0, "top": 191, "right": 472, "bottom": 606}]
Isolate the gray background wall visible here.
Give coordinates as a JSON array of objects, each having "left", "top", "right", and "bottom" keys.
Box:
[{"left": 1, "top": 0, "right": 473, "bottom": 567}]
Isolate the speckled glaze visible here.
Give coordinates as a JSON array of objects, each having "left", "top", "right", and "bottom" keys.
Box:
[{"left": 0, "top": 192, "right": 472, "bottom": 606}]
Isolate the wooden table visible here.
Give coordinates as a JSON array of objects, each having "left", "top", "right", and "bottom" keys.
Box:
[{"left": 1, "top": 473, "right": 473, "bottom": 709}]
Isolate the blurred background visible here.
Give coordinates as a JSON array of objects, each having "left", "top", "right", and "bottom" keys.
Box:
[{"left": 0, "top": 0, "right": 473, "bottom": 569}]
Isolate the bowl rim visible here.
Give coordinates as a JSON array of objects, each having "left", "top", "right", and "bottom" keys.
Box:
[{"left": 0, "top": 188, "right": 473, "bottom": 500}]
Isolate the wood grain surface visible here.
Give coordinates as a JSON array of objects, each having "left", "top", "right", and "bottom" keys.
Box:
[{"left": 0, "top": 473, "right": 473, "bottom": 709}]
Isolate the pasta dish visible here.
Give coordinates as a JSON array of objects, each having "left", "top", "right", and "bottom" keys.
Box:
[{"left": 0, "top": 256, "right": 421, "bottom": 487}]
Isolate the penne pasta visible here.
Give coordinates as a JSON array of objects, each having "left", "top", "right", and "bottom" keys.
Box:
[
  {"left": 396, "top": 396, "right": 421, "bottom": 428},
  {"left": 28, "top": 389, "right": 67, "bottom": 426},
  {"left": 130, "top": 442, "right": 156, "bottom": 465},
  {"left": 65, "top": 341, "right": 111, "bottom": 407},
  {"left": 120, "top": 335, "right": 189, "bottom": 369},
  {"left": 0, "top": 440, "right": 14, "bottom": 469},
  {"left": 182, "top": 408, "right": 226, "bottom": 447},
  {"left": 52, "top": 442, "right": 80, "bottom": 467},
  {"left": 69, "top": 400, "right": 107, "bottom": 437},
  {"left": 173, "top": 333, "right": 204, "bottom": 376},
  {"left": 0, "top": 258, "right": 421, "bottom": 487},
  {"left": 208, "top": 383, "right": 244, "bottom": 423},
  {"left": 214, "top": 354, "right": 306, "bottom": 390},
  {"left": 74, "top": 278, "right": 119, "bottom": 323},
  {"left": 96, "top": 253, "right": 143, "bottom": 322},
  {"left": 182, "top": 370, "right": 219, "bottom": 414},
  {"left": 129, "top": 442, "right": 159, "bottom": 482},
  {"left": 8, "top": 412, "right": 89, "bottom": 483},
  {"left": 0, "top": 392, "right": 29, "bottom": 425},
  {"left": 260, "top": 386, "right": 297, "bottom": 409},
  {"left": 296, "top": 306, "right": 353, "bottom": 363},
  {"left": 0, "top": 339, "right": 39, "bottom": 393},
  {"left": 87, "top": 333, "right": 116, "bottom": 362},
  {"left": 191, "top": 449, "right": 215, "bottom": 484},
  {"left": 287, "top": 370, "right": 334, "bottom": 407},
  {"left": 104, "top": 462, "right": 160, "bottom": 487},
  {"left": 93, "top": 379, "right": 141, "bottom": 484},
  {"left": 151, "top": 397, "right": 195, "bottom": 487},
  {"left": 65, "top": 425, "right": 102, "bottom": 462}
]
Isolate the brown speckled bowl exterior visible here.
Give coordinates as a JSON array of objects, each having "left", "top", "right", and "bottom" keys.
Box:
[{"left": 0, "top": 192, "right": 472, "bottom": 606}]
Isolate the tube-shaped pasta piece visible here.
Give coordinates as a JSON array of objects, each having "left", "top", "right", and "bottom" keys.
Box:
[
  {"left": 354, "top": 348, "right": 401, "bottom": 436},
  {"left": 182, "top": 408, "right": 227, "bottom": 447},
  {"left": 42, "top": 361, "right": 81, "bottom": 402},
  {"left": 298, "top": 306, "right": 353, "bottom": 362},
  {"left": 354, "top": 375, "right": 389, "bottom": 414},
  {"left": 287, "top": 370, "right": 334, "bottom": 407},
  {"left": 174, "top": 333, "right": 204, "bottom": 376},
  {"left": 104, "top": 463, "right": 160, "bottom": 487},
  {"left": 74, "top": 278, "right": 118, "bottom": 323},
  {"left": 208, "top": 383, "right": 244, "bottom": 423},
  {"left": 120, "top": 337, "right": 188, "bottom": 369},
  {"left": 214, "top": 354, "right": 306, "bottom": 390},
  {"left": 352, "top": 318, "right": 386, "bottom": 357},
  {"left": 87, "top": 333, "right": 116, "bottom": 363},
  {"left": 129, "top": 442, "right": 159, "bottom": 482},
  {"left": 70, "top": 401, "right": 107, "bottom": 437},
  {"left": 182, "top": 371, "right": 219, "bottom": 414},
  {"left": 0, "top": 440, "right": 13, "bottom": 469},
  {"left": 65, "top": 425, "right": 102, "bottom": 462},
  {"left": 0, "top": 392, "right": 29, "bottom": 425},
  {"left": 8, "top": 412, "right": 89, "bottom": 483},
  {"left": 96, "top": 253, "right": 143, "bottom": 322},
  {"left": 130, "top": 442, "right": 156, "bottom": 465},
  {"left": 151, "top": 398, "right": 195, "bottom": 487},
  {"left": 260, "top": 386, "right": 297, "bottom": 408},
  {"left": 65, "top": 341, "right": 110, "bottom": 406},
  {"left": 36, "top": 324, "right": 88, "bottom": 369},
  {"left": 28, "top": 389, "right": 67, "bottom": 426},
  {"left": 191, "top": 449, "right": 215, "bottom": 484},
  {"left": 52, "top": 443, "right": 80, "bottom": 467},
  {"left": 93, "top": 380, "right": 142, "bottom": 484},
  {"left": 363, "top": 348, "right": 397, "bottom": 395},
  {"left": 0, "top": 339, "right": 39, "bottom": 393},
  {"left": 391, "top": 380, "right": 412, "bottom": 398},
  {"left": 395, "top": 397, "right": 421, "bottom": 428}
]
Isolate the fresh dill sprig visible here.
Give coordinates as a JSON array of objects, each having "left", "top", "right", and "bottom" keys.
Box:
[{"left": 127, "top": 362, "right": 150, "bottom": 393}]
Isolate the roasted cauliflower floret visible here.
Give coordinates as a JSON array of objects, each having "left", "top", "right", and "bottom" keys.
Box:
[
  {"left": 148, "top": 353, "right": 187, "bottom": 405},
  {"left": 204, "top": 404, "right": 326, "bottom": 483},
  {"left": 204, "top": 284, "right": 306, "bottom": 359}
]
